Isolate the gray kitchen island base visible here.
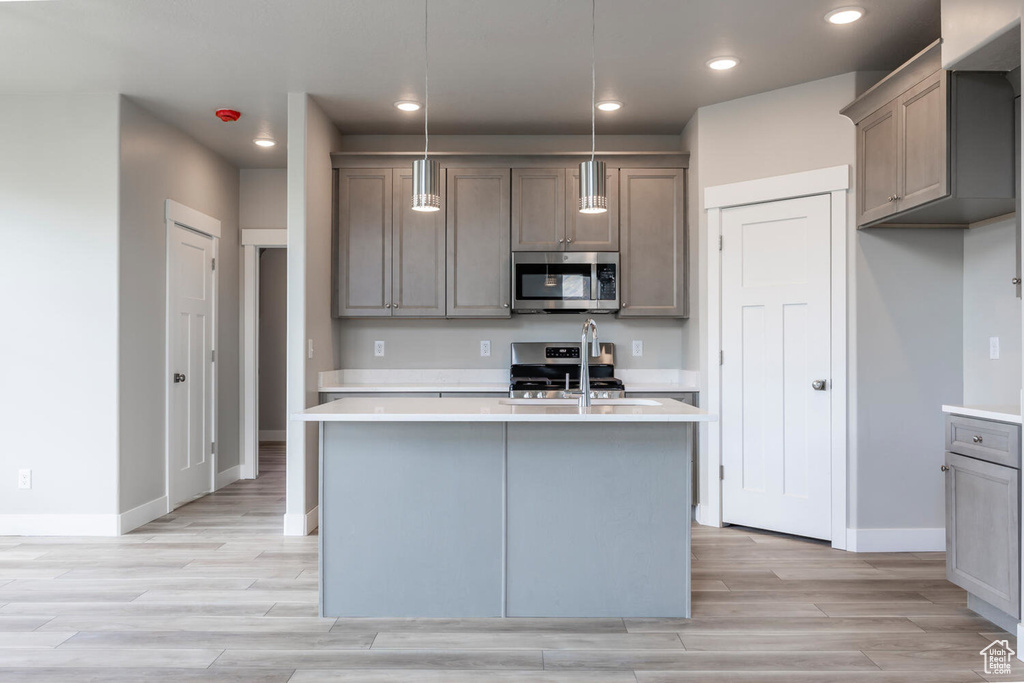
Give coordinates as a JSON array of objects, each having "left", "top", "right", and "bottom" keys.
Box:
[{"left": 319, "top": 421, "right": 692, "bottom": 618}]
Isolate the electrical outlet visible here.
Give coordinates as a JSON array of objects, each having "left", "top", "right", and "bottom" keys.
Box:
[
  {"left": 307, "top": 339, "right": 314, "bottom": 360},
  {"left": 990, "top": 336, "right": 1000, "bottom": 360},
  {"left": 18, "top": 469, "right": 30, "bottom": 490},
  {"left": 374, "top": 340, "right": 385, "bottom": 357},
  {"left": 632, "top": 340, "right": 644, "bottom": 357},
  {"left": 480, "top": 340, "right": 491, "bottom": 357}
]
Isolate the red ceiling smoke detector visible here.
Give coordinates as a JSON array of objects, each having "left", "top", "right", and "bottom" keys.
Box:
[{"left": 215, "top": 109, "right": 241, "bottom": 122}]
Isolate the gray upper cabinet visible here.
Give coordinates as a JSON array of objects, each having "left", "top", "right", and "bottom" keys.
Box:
[
  {"left": 857, "top": 100, "right": 900, "bottom": 226},
  {"left": 566, "top": 166, "right": 619, "bottom": 251},
  {"left": 335, "top": 168, "right": 445, "bottom": 318},
  {"left": 618, "top": 168, "right": 687, "bottom": 318},
  {"left": 511, "top": 168, "right": 565, "bottom": 251},
  {"left": 335, "top": 168, "right": 393, "bottom": 317},
  {"left": 446, "top": 167, "right": 512, "bottom": 318},
  {"left": 392, "top": 168, "right": 446, "bottom": 317},
  {"left": 842, "top": 40, "right": 1015, "bottom": 229}
]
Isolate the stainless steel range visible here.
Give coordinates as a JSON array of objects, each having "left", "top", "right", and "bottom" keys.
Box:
[{"left": 509, "top": 342, "right": 625, "bottom": 399}]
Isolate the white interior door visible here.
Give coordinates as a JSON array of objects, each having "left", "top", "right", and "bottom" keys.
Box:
[
  {"left": 168, "top": 223, "right": 215, "bottom": 509},
  {"left": 721, "top": 194, "right": 832, "bottom": 540}
]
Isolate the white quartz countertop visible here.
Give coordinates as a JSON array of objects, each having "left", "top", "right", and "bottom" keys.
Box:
[
  {"left": 318, "top": 368, "right": 700, "bottom": 394},
  {"left": 297, "top": 396, "right": 716, "bottom": 423},
  {"left": 941, "top": 404, "right": 1022, "bottom": 425}
]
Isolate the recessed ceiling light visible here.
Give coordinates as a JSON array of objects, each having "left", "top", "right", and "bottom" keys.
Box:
[
  {"left": 707, "top": 57, "right": 738, "bottom": 71},
  {"left": 596, "top": 101, "right": 623, "bottom": 112},
  {"left": 825, "top": 7, "right": 864, "bottom": 24},
  {"left": 253, "top": 138, "right": 276, "bottom": 148},
  {"left": 394, "top": 101, "right": 421, "bottom": 112}
]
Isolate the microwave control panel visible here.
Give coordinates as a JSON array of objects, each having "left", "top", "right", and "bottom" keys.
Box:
[{"left": 596, "top": 264, "right": 617, "bottom": 301}]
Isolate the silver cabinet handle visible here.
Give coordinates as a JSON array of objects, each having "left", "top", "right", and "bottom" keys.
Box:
[
  {"left": 812, "top": 380, "right": 827, "bottom": 391},
  {"left": 972, "top": 435, "right": 983, "bottom": 444},
  {"left": 385, "top": 303, "right": 391, "bottom": 308},
  {"left": 1013, "top": 278, "right": 1022, "bottom": 286},
  {"left": 567, "top": 238, "right": 573, "bottom": 243},
  {"left": 621, "top": 302, "right": 628, "bottom": 308},
  {"left": 940, "top": 465, "right": 950, "bottom": 472},
  {"left": 558, "top": 238, "right": 564, "bottom": 243},
  {"left": 503, "top": 303, "right": 509, "bottom": 308},
  {"left": 393, "top": 304, "right": 399, "bottom": 309},
  {"left": 173, "top": 373, "right": 186, "bottom": 383}
]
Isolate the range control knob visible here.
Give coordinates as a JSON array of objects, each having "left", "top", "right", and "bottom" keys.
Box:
[
  {"left": 523, "top": 392, "right": 532, "bottom": 399},
  {"left": 599, "top": 392, "right": 609, "bottom": 399}
]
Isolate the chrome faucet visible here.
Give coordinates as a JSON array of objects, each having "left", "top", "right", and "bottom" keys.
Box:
[{"left": 579, "top": 318, "right": 600, "bottom": 408}]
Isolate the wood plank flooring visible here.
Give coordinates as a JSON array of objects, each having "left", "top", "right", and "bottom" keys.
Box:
[{"left": 0, "top": 442, "right": 1017, "bottom": 681}]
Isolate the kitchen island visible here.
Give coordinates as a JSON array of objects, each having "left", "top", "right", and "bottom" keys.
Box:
[{"left": 297, "top": 396, "right": 714, "bottom": 618}]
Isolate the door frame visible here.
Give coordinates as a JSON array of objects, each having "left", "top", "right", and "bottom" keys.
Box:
[
  {"left": 164, "top": 199, "right": 221, "bottom": 512},
  {"left": 240, "top": 229, "right": 287, "bottom": 480},
  {"left": 703, "top": 166, "right": 850, "bottom": 550}
]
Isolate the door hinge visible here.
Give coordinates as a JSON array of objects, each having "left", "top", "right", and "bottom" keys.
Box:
[
  {"left": 211, "top": 258, "right": 216, "bottom": 271},
  {"left": 211, "top": 442, "right": 216, "bottom": 454},
  {"left": 719, "top": 235, "right": 723, "bottom": 251},
  {"left": 719, "top": 350, "right": 724, "bottom": 365},
  {"left": 720, "top": 465, "right": 725, "bottom": 480},
  {"left": 211, "top": 349, "right": 216, "bottom": 363}
]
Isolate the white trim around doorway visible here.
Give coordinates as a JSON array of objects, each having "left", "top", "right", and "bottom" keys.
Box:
[
  {"left": 704, "top": 165, "right": 850, "bottom": 550},
  {"left": 240, "top": 228, "right": 287, "bottom": 481}
]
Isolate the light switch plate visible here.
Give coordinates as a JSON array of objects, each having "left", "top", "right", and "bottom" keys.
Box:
[
  {"left": 632, "top": 340, "right": 643, "bottom": 357},
  {"left": 990, "top": 336, "right": 1000, "bottom": 360},
  {"left": 18, "top": 469, "right": 30, "bottom": 490},
  {"left": 480, "top": 340, "right": 491, "bottom": 357},
  {"left": 374, "top": 341, "right": 385, "bottom": 357},
  {"left": 307, "top": 339, "right": 314, "bottom": 360}
]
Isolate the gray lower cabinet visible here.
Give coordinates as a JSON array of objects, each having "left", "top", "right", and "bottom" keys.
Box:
[
  {"left": 334, "top": 168, "right": 446, "bottom": 318},
  {"left": 446, "top": 168, "right": 512, "bottom": 318},
  {"left": 618, "top": 168, "right": 687, "bottom": 318},
  {"left": 944, "top": 416, "right": 1021, "bottom": 619}
]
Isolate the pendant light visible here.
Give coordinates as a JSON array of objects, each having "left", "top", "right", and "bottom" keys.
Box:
[
  {"left": 411, "top": 0, "right": 441, "bottom": 212},
  {"left": 578, "top": 0, "right": 607, "bottom": 214}
]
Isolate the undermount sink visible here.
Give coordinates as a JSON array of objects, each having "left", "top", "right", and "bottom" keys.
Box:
[{"left": 500, "top": 398, "right": 661, "bottom": 407}]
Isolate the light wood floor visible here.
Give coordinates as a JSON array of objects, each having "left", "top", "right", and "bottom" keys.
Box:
[{"left": 0, "top": 443, "right": 1017, "bottom": 681}]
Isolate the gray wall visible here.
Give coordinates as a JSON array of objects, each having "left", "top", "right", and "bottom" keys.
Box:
[
  {"left": 287, "top": 93, "right": 344, "bottom": 529},
  {"left": 337, "top": 317, "right": 685, "bottom": 370},
  {"left": 259, "top": 248, "right": 288, "bottom": 432},
  {"left": 0, "top": 94, "right": 120, "bottom": 517},
  {"left": 240, "top": 168, "right": 287, "bottom": 229},
  {"left": 963, "top": 216, "right": 1022, "bottom": 406},
  {"left": 118, "top": 97, "right": 241, "bottom": 513}
]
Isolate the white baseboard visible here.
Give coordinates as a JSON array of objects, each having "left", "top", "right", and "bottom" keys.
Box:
[
  {"left": 259, "top": 430, "right": 286, "bottom": 442},
  {"left": 118, "top": 496, "right": 168, "bottom": 535},
  {"left": 305, "top": 505, "right": 319, "bottom": 533},
  {"left": 283, "top": 507, "right": 318, "bottom": 536},
  {"left": 1017, "top": 622, "right": 1024, "bottom": 662},
  {"left": 215, "top": 466, "right": 241, "bottom": 491},
  {"left": 845, "top": 527, "right": 945, "bottom": 553},
  {"left": 0, "top": 514, "right": 119, "bottom": 537}
]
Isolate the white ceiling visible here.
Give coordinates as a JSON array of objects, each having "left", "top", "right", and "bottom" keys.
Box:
[{"left": 0, "top": 0, "right": 940, "bottom": 168}]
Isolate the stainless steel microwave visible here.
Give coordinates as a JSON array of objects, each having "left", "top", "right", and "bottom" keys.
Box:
[{"left": 512, "top": 252, "right": 619, "bottom": 313}]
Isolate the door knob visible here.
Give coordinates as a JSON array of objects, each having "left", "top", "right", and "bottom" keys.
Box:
[
  {"left": 173, "top": 373, "right": 186, "bottom": 384},
  {"left": 811, "top": 379, "right": 827, "bottom": 391},
  {"left": 940, "top": 465, "right": 950, "bottom": 472},
  {"left": 1013, "top": 278, "right": 1021, "bottom": 286}
]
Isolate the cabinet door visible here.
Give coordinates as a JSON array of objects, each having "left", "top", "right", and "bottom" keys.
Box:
[
  {"left": 335, "top": 169, "right": 392, "bottom": 317},
  {"left": 392, "top": 168, "right": 446, "bottom": 317},
  {"left": 511, "top": 168, "right": 565, "bottom": 251},
  {"left": 618, "top": 168, "right": 686, "bottom": 317},
  {"left": 898, "top": 70, "right": 949, "bottom": 213},
  {"left": 446, "top": 168, "right": 512, "bottom": 318},
  {"left": 857, "top": 101, "right": 900, "bottom": 226},
  {"left": 566, "top": 167, "right": 619, "bottom": 251},
  {"left": 945, "top": 452, "right": 1020, "bottom": 618}
]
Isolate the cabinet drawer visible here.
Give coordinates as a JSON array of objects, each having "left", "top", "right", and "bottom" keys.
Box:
[{"left": 946, "top": 415, "right": 1020, "bottom": 468}]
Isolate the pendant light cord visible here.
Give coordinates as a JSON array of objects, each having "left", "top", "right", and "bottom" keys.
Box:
[
  {"left": 424, "top": 0, "right": 430, "bottom": 161},
  {"left": 590, "top": 0, "right": 596, "bottom": 162}
]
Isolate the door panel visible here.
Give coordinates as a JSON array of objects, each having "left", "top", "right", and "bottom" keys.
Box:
[
  {"left": 446, "top": 168, "right": 512, "bottom": 318},
  {"left": 618, "top": 168, "right": 686, "bottom": 317},
  {"left": 857, "top": 101, "right": 899, "bottom": 226},
  {"left": 393, "top": 168, "right": 446, "bottom": 317},
  {"left": 512, "top": 168, "right": 565, "bottom": 251},
  {"left": 946, "top": 452, "right": 1020, "bottom": 617},
  {"left": 169, "top": 224, "right": 215, "bottom": 509},
  {"left": 336, "top": 169, "right": 392, "bottom": 317},
  {"left": 899, "top": 71, "right": 949, "bottom": 212},
  {"left": 721, "top": 194, "right": 832, "bottom": 540},
  {"left": 566, "top": 167, "right": 619, "bottom": 251}
]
